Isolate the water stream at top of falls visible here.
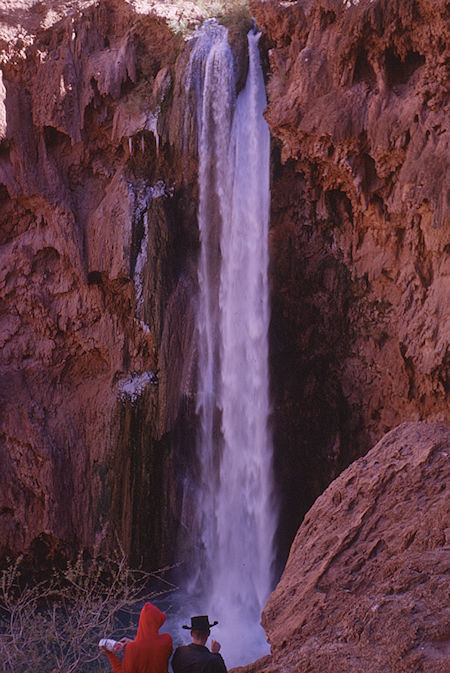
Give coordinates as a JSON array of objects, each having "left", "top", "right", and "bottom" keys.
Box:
[{"left": 170, "top": 21, "right": 276, "bottom": 668}]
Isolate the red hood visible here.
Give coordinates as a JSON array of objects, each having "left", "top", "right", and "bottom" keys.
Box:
[{"left": 135, "top": 603, "right": 167, "bottom": 641}]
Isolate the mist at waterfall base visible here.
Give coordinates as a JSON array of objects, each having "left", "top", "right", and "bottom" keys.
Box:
[{"left": 160, "top": 22, "right": 277, "bottom": 669}]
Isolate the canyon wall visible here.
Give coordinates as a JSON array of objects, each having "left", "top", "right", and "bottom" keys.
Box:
[
  {"left": 0, "top": 0, "right": 448, "bottom": 574},
  {"left": 249, "top": 0, "right": 449, "bottom": 560},
  {"left": 0, "top": 0, "right": 203, "bottom": 568}
]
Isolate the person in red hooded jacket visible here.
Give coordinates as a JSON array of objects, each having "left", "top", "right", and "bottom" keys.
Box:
[{"left": 101, "top": 602, "right": 173, "bottom": 673}]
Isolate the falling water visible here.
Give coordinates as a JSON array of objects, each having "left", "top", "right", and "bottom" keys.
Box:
[{"left": 177, "top": 21, "right": 276, "bottom": 667}]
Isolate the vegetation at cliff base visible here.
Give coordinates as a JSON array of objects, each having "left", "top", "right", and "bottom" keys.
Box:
[{"left": 0, "top": 551, "right": 174, "bottom": 673}]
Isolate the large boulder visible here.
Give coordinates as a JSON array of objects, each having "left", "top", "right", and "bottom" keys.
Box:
[{"left": 242, "top": 422, "right": 449, "bottom": 673}]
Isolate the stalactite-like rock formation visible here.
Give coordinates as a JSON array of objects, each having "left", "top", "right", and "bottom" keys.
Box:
[
  {"left": 249, "top": 0, "right": 449, "bottom": 559},
  {"left": 0, "top": 0, "right": 448, "bottom": 596},
  {"left": 0, "top": 0, "right": 202, "bottom": 568}
]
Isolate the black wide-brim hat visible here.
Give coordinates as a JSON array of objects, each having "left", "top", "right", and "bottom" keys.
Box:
[{"left": 182, "top": 615, "right": 218, "bottom": 630}]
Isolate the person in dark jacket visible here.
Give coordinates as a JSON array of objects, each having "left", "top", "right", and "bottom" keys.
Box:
[{"left": 171, "top": 615, "right": 227, "bottom": 673}]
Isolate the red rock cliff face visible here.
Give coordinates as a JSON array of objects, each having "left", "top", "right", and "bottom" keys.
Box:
[
  {"left": 0, "top": 0, "right": 448, "bottom": 575},
  {"left": 234, "top": 422, "right": 450, "bottom": 673},
  {"left": 0, "top": 0, "right": 203, "bottom": 567},
  {"left": 249, "top": 0, "right": 449, "bottom": 560}
]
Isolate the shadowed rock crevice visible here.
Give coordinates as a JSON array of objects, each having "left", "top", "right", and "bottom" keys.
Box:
[{"left": 253, "top": 0, "right": 449, "bottom": 570}]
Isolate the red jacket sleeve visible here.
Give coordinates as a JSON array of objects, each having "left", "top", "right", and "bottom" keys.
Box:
[{"left": 105, "top": 650, "right": 124, "bottom": 673}]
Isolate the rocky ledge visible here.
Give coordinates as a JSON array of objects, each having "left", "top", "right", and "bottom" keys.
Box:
[{"left": 234, "top": 421, "right": 450, "bottom": 673}]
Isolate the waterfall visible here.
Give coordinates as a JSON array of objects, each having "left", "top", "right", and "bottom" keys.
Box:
[{"left": 178, "top": 21, "right": 276, "bottom": 667}]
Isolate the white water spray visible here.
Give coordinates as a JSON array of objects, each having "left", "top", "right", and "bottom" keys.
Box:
[{"left": 178, "top": 22, "right": 276, "bottom": 668}]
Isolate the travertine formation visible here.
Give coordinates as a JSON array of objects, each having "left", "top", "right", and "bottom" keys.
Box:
[
  {"left": 250, "top": 0, "right": 449, "bottom": 554},
  {"left": 0, "top": 0, "right": 448, "bottom": 608},
  {"left": 0, "top": 0, "right": 200, "bottom": 567}
]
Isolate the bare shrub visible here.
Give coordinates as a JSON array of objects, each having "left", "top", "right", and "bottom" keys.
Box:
[{"left": 0, "top": 550, "right": 175, "bottom": 673}]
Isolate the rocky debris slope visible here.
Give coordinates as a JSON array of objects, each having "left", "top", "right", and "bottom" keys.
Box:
[
  {"left": 234, "top": 421, "right": 450, "bottom": 673},
  {"left": 249, "top": 0, "right": 449, "bottom": 553}
]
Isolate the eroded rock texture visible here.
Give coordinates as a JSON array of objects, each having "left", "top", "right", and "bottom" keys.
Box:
[
  {"left": 249, "top": 0, "right": 449, "bottom": 559},
  {"left": 0, "top": 0, "right": 448, "bottom": 583},
  {"left": 233, "top": 422, "right": 449, "bottom": 673},
  {"left": 0, "top": 0, "right": 201, "bottom": 567}
]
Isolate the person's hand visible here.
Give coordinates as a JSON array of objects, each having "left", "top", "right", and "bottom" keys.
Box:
[
  {"left": 113, "top": 641, "right": 126, "bottom": 652},
  {"left": 211, "top": 639, "right": 221, "bottom": 653}
]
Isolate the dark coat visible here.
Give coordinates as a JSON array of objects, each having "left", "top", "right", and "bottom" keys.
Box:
[{"left": 171, "top": 643, "right": 227, "bottom": 673}]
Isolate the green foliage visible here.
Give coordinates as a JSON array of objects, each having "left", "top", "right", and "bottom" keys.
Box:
[{"left": 0, "top": 551, "right": 174, "bottom": 673}]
